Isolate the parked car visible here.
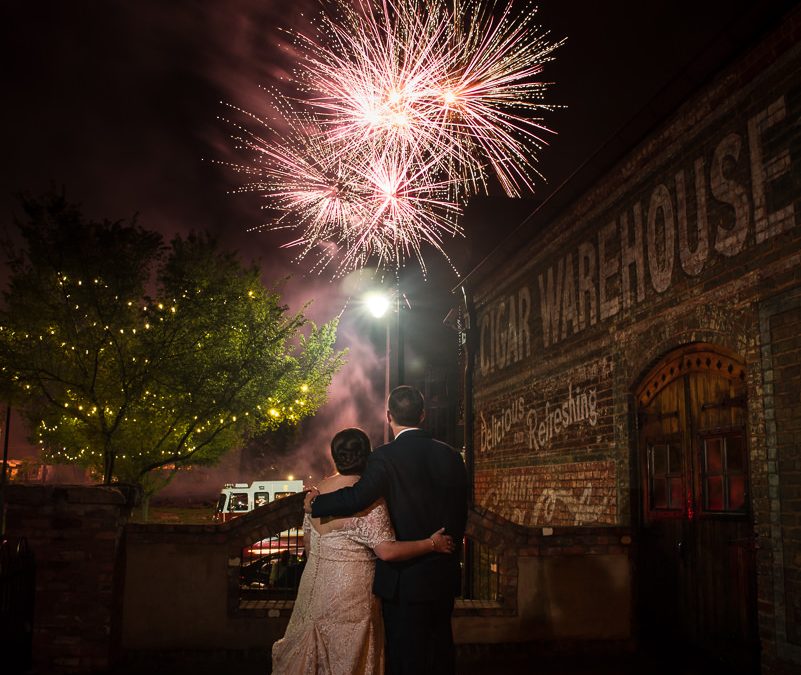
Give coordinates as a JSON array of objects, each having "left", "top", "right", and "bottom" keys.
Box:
[{"left": 240, "top": 549, "right": 306, "bottom": 589}]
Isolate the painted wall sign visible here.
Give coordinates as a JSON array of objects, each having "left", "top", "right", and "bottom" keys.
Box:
[
  {"left": 474, "top": 461, "right": 617, "bottom": 527},
  {"left": 477, "top": 93, "right": 799, "bottom": 375},
  {"left": 479, "top": 384, "right": 599, "bottom": 453},
  {"left": 476, "top": 356, "right": 613, "bottom": 457}
]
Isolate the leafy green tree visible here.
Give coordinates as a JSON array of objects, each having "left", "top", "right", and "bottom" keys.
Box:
[{"left": 0, "top": 192, "right": 344, "bottom": 498}]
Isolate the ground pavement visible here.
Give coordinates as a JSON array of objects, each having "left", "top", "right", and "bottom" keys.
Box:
[{"left": 106, "top": 643, "right": 737, "bottom": 675}]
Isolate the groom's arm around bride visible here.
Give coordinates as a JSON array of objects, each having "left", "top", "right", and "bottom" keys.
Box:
[{"left": 306, "top": 385, "right": 468, "bottom": 675}]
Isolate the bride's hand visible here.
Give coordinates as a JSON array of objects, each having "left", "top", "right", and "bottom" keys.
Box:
[
  {"left": 429, "top": 527, "right": 455, "bottom": 554},
  {"left": 303, "top": 487, "right": 319, "bottom": 514}
]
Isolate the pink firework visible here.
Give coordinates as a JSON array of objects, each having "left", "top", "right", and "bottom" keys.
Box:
[
  {"left": 297, "top": 0, "right": 563, "bottom": 197},
  {"left": 221, "top": 95, "right": 461, "bottom": 276},
  {"left": 224, "top": 0, "right": 562, "bottom": 276},
  {"left": 345, "top": 142, "right": 463, "bottom": 273}
]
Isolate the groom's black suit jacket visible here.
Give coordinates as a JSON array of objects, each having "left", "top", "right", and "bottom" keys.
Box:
[{"left": 311, "top": 429, "right": 468, "bottom": 602}]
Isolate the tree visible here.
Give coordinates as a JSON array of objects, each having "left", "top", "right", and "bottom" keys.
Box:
[{"left": 0, "top": 192, "right": 344, "bottom": 498}]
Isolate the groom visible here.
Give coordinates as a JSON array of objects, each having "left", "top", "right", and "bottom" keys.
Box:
[{"left": 305, "top": 385, "right": 468, "bottom": 675}]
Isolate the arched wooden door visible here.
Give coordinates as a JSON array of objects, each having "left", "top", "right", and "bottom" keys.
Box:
[{"left": 636, "top": 344, "right": 758, "bottom": 671}]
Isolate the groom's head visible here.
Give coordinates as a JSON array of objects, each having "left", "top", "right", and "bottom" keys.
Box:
[{"left": 387, "top": 385, "right": 425, "bottom": 428}]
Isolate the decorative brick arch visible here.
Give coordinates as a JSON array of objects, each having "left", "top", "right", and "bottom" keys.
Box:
[{"left": 634, "top": 342, "right": 747, "bottom": 409}]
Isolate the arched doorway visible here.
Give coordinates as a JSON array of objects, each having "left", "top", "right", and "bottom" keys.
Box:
[{"left": 635, "top": 343, "right": 758, "bottom": 671}]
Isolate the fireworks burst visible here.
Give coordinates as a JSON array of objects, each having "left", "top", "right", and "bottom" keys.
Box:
[
  {"left": 222, "top": 95, "right": 462, "bottom": 275},
  {"left": 222, "top": 0, "right": 563, "bottom": 277}
]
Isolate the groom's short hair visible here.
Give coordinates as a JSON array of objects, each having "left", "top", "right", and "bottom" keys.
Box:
[
  {"left": 388, "top": 385, "right": 425, "bottom": 427},
  {"left": 331, "top": 427, "right": 371, "bottom": 475}
]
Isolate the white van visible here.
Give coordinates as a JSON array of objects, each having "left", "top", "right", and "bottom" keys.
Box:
[{"left": 213, "top": 480, "right": 305, "bottom": 523}]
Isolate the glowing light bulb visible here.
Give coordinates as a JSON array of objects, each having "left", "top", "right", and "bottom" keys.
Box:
[{"left": 365, "top": 292, "right": 390, "bottom": 318}]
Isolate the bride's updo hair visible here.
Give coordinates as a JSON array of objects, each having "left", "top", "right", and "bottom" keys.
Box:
[{"left": 330, "top": 428, "right": 371, "bottom": 475}]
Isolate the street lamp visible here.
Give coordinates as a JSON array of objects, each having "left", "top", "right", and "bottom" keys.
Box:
[{"left": 365, "top": 292, "right": 391, "bottom": 320}]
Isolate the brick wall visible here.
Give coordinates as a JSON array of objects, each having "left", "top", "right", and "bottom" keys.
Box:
[
  {"left": 758, "top": 287, "right": 801, "bottom": 671},
  {"left": 474, "top": 461, "right": 617, "bottom": 527},
  {"left": 462, "top": 5, "right": 801, "bottom": 673},
  {"left": 470, "top": 19, "right": 801, "bottom": 523},
  {"left": 769, "top": 304, "right": 801, "bottom": 646},
  {"left": 4, "top": 484, "right": 133, "bottom": 674}
]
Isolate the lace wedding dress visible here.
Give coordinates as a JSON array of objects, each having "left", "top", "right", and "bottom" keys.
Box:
[{"left": 271, "top": 502, "right": 395, "bottom": 674}]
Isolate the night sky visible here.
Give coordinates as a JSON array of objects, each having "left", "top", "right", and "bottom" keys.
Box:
[{"left": 1, "top": 0, "right": 788, "bottom": 481}]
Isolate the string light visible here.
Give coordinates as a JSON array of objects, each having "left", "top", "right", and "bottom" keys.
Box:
[{"left": 4, "top": 267, "right": 338, "bottom": 476}]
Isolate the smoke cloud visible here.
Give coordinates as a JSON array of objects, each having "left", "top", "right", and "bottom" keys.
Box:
[{"left": 156, "top": 276, "right": 388, "bottom": 502}]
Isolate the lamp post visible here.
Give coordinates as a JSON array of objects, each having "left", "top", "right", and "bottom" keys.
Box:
[
  {"left": 365, "top": 286, "right": 411, "bottom": 443},
  {"left": 365, "top": 292, "right": 392, "bottom": 443}
]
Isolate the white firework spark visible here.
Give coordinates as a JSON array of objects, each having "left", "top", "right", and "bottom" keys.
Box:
[
  {"left": 223, "top": 0, "right": 563, "bottom": 277},
  {"left": 298, "top": 0, "right": 563, "bottom": 197},
  {"left": 221, "top": 94, "right": 461, "bottom": 276}
]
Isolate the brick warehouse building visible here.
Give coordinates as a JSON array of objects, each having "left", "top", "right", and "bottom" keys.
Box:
[{"left": 455, "top": 4, "right": 801, "bottom": 674}]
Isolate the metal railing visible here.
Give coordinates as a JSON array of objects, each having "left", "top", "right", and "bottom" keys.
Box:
[
  {"left": 239, "top": 528, "right": 306, "bottom": 600},
  {"left": 461, "top": 538, "right": 501, "bottom": 602},
  {"left": 234, "top": 497, "right": 502, "bottom": 605},
  {"left": 0, "top": 537, "right": 35, "bottom": 674},
  {"left": 239, "top": 533, "right": 501, "bottom": 603}
]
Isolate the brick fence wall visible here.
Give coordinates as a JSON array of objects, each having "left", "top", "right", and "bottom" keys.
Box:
[
  {"left": 4, "top": 484, "right": 134, "bottom": 674},
  {"left": 5, "top": 482, "right": 636, "bottom": 670},
  {"left": 121, "top": 491, "right": 304, "bottom": 652},
  {"left": 456, "top": 506, "right": 633, "bottom": 644}
]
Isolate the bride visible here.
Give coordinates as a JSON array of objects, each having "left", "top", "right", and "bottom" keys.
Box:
[{"left": 271, "top": 428, "right": 454, "bottom": 674}]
